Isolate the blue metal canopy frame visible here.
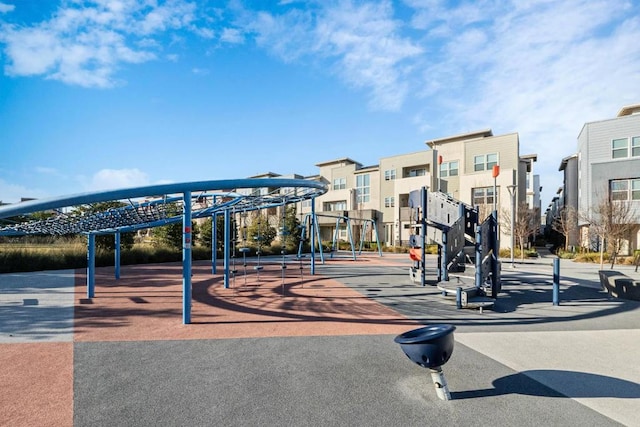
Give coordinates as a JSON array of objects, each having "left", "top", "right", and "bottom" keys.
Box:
[{"left": 0, "top": 178, "right": 328, "bottom": 324}]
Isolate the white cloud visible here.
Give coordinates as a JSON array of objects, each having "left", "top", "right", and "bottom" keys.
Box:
[
  {"left": 35, "top": 166, "right": 62, "bottom": 176},
  {"left": 239, "top": 1, "right": 423, "bottom": 111},
  {"left": 0, "top": 178, "right": 47, "bottom": 203},
  {"left": 0, "top": 0, "right": 199, "bottom": 87},
  {"left": 407, "top": 0, "right": 640, "bottom": 205},
  {"left": 0, "top": 2, "right": 14, "bottom": 14},
  {"left": 220, "top": 27, "right": 244, "bottom": 44},
  {"left": 192, "top": 67, "right": 209, "bottom": 75},
  {"left": 87, "top": 168, "right": 150, "bottom": 191}
]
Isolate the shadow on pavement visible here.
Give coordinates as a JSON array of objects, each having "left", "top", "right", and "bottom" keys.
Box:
[{"left": 452, "top": 369, "right": 640, "bottom": 399}]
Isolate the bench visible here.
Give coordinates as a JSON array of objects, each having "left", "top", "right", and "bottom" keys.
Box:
[{"left": 599, "top": 270, "right": 640, "bottom": 301}]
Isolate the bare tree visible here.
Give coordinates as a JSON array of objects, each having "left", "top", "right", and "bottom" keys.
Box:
[
  {"left": 582, "top": 191, "right": 636, "bottom": 269},
  {"left": 500, "top": 202, "right": 537, "bottom": 260},
  {"left": 477, "top": 204, "right": 494, "bottom": 223},
  {"left": 552, "top": 205, "right": 578, "bottom": 252}
]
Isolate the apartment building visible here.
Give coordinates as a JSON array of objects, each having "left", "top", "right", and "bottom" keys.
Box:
[
  {"left": 549, "top": 104, "right": 640, "bottom": 254},
  {"left": 295, "top": 129, "right": 538, "bottom": 250},
  {"left": 298, "top": 158, "right": 381, "bottom": 243},
  {"left": 426, "top": 129, "right": 538, "bottom": 246},
  {"left": 378, "top": 150, "right": 437, "bottom": 246}
]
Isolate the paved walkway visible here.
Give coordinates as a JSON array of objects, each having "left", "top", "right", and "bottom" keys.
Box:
[{"left": 1, "top": 253, "right": 639, "bottom": 426}]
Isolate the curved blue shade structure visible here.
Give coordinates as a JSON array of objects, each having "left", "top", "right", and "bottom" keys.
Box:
[
  {"left": 0, "top": 178, "right": 328, "bottom": 324},
  {"left": 0, "top": 178, "right": 326, "bottom": 235}
]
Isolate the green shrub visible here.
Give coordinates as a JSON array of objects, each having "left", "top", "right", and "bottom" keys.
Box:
[
  {"left": 0, "top": 242, "right": 216, "bottom": 273},
  {"left": 499, "top": 247, "right": 539, "bottom": 259},
  {"left": 556, "top": 249, "right": 577, "bottom": 259},
  {"left": 574, "top": 252, "right": 608, "bottom": 263}
]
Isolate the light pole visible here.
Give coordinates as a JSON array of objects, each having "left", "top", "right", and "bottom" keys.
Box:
[
  {"left": 507, "top": 184, "right": 516, "bottom": 268},
  {"left": 492, "top": 165, "right": 500, "bottom": 213},
  {"left": 438, "top": 155, "right": 443, "bottom": 192}
]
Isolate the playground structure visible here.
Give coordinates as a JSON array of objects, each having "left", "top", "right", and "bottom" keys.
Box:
[
  {"left": 0, "top": 178, "right": 328, "bottom": 324},
  {"left": 296, "top": 212, "right": 382, "bottom": 263},
  {"left": 407, "top": 187, "right": 501, "bottom": 310}
]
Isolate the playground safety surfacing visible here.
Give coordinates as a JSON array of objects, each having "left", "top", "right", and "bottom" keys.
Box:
[{"left": 1, "top": 254, "right": 640, "bottom": 426}]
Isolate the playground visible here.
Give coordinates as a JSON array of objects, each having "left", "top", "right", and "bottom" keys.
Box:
[
  {"left": 1, "top": 179, "right": 640, "bottom": 425},
  {"left": 1, "top": 253, "right": 640, "bottom": 426}
]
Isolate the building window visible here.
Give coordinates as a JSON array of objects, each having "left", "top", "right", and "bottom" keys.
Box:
[
  {"left": 633, "top": 136, "right": 640, "bottom": 157},
  {"left": 487, "top": 153, "right": 498, "bottom": 169},
  {"left": 384, "top": 196, "right": 395, "bottom": 208},
  {"left": 384, "top": 169, "right": 396, "bottom": 180},
  {"left": 408, "top": 168, "right": 426, "bottom": 177},
  {"left": 472, "top": 186, "right": 497, "bottom": 206},
  {"left": 324, "top": 201, "right": 347, "bottom": 211},
  {"left": 611, "top": 178, "right": 640, "bottom": 201},
  {"left": 474, "top": 153, "right": 498, "bottom": 172},
  {"left": 612, "top": 138, "right": 628, "bottom": 159},
  {"left": 356, "top": 174, "right": 370, "bottom": 203},
  {"left": 333, "top": 177, "right": 346, "bottom": 190},
  {"left": 440, "top": 161, "right": 459, "bottom": 178},
  {"left": 302, "top": 200, "right": 312, "bottom": 208}
]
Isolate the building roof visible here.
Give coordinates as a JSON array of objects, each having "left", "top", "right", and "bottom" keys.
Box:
[
  {"left": 248, "top": 172, "right": 281, "bottom": 178},
  {"left": 425, "top": 129, "right": 493, "bottom": 148},
  {"left": 315, "top": 157, "right": 361, "bottom": 167},
  {"left": 520, "top": 154, "right": 538, "bottom": 162},
  {"left": 617, "top": 103, "right": 640, "bottom": 117},
  {"left": 354, "top": 164, "right": 379, "bottom": 173},
  {"left": 558, "top": 153, "right": 578, "bottom": 171}
]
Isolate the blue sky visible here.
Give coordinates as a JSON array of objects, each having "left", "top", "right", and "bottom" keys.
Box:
[{"left": 1, "top": 0, "right": 639, "bottom": 210}]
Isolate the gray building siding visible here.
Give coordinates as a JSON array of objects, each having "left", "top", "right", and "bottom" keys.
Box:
[{"left": 578, "top": 113, "right": 640, "bottom": 218}]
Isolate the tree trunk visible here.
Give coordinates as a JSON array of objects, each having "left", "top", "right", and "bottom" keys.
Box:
[{"left": 610, "top": 250, "right": 617, "bottom": 269}]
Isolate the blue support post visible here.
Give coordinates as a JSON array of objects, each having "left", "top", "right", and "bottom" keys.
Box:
[
  {"left": 456, "top": 287, "right": 462, "bottom": 309},
  {"left": 553, "top": 258, "right": 560, "bottom": 306},
  {"left": 315, "top": 213, "right": 324, "bottom": 264},
  {"left": 475, "top": 226, "right": 482, "bottom": 289},
  {"left": 491, "top": 210, "right": 500, "bottom": 297},
  {"left": 224, "top": 208, "right": 231, "bottom": 288},
  {"left": 331, "top": 217, "right": 340, "bottom": 259},
  {"left": 442, "top": 230, "right": 449, "bottom": 282},
  {"left": 183, "top": 191, "right": 193, "bottom": 325},
  {"left": 87, "top": 233, "right": 95, "bottom": 299},
  {"left": 297, "top": 214, "right": 308, "bottom": 258},
  {"left": 311, "top": 198, "right": 316, "bottom": 275},
  {"left": 114, "top": 232, "right": 121, "bottom": 280},
  {"left": 358, "top": 221, "right": 367, "bottom": 255},
  {"left": 371, "top": 220, "right": 383, "bottom": 257},
  {"left": 421, "top": 186, "right": 427, "bottom": 287},
  {"left": 212, "top": 213, "right": 217, "bottom": 274},
  {"left": 347, "top": 218, "right": 356, "bottom": 261}
]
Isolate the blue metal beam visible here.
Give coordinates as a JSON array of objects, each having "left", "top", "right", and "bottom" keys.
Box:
[
  {"left": 87, "top": 233, "right": 95, "bottom": 298},
  {"left": 224, "top": 208, "right": 231, "bottom": 289},
  {"left": 212, "top": 213, "right": 217, "bottom": 275},
  {"left": 183, "top": 191, "right": 192, "bottom": 325},
  {"left": 115, "top": 232, "right": 121, "bottom": 280},
  {"left": 311, "top": 198, "right": 316, "bottom": 275},
  {"left": 0, "top": 178, "right": 327, "bottom": 219}
]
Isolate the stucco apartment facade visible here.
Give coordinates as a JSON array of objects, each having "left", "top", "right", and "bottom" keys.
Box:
[
  {"left": 548, "top": 104, "right": 640, "bottom": 254},
  {"left": 296, "top": 129, "right": 539, "bottom": 250},
  {"left": 426, "top": 129, "right": 538, "bottom": 246}
]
